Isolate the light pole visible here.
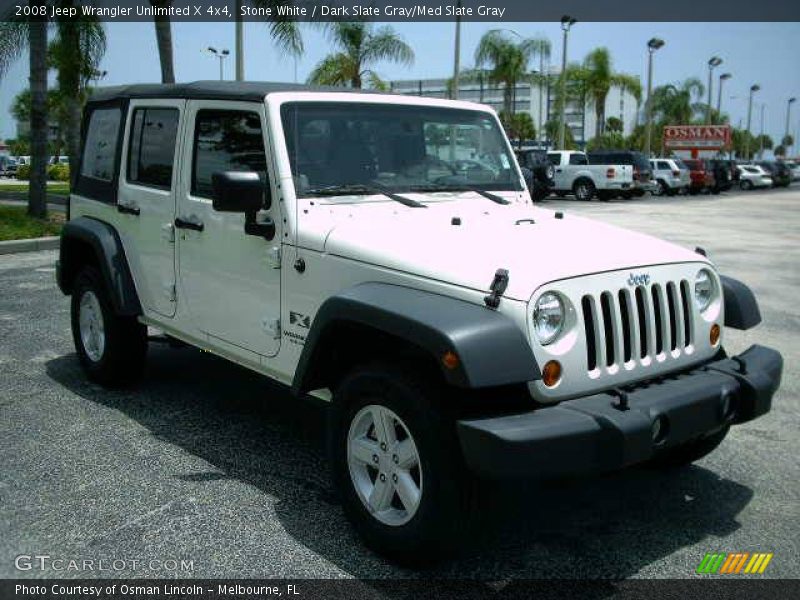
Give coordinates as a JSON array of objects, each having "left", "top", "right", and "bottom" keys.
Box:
[
  {"left": 716, "top": 72, "right": 731, "bottom": 115},
  {"left": 451, "top": 0, "right": 462, "bottom": 99},
  {"left": 558, "top": 15, "right": 576, "bottom": 150},
  {"left": 786, "top": 97, "right": 797, "bottom": 151},
  {"left": 235, "top": 0, "right": 243, "bottom": 81},
  {"left": 644, "top": 37, "right": 665, "bottom": 157},
  {"left": 207, "top": 47, "right": 230, "bottom": 81},
  {"left": 759, "top": 103, "right": 766, "bottom": 159},
  {"left": 706, "top": 56, "right": 722, "bottom": 124},
  {"left": 745, "top": 84, "right": 760, "bottom": 159}
]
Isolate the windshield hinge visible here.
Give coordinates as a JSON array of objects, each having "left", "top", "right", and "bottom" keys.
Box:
[{"left": 484, "top": 269, "right": 509, "bottom": 309}]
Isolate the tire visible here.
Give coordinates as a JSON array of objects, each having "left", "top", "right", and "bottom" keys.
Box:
[
  {"left": 657, "top": 180, "right": 670, "bottom": 196},
  {"left": 70, "top": 266, "right": 147, "bottom": 387},
  {"left": 740, "top": 180, "right": 753, "bottom": 191},
  {"left": 532, "top": 187, "right": 549, "bottom": 202},
  {"left": 648, "top": 426, "right": 730, "bottom": 469},
  {"left": 573, "top": 179, "right": 596, "bottom": 201},
  {"left": 331, "top": 363, "right": 472, "bottom": 564}
]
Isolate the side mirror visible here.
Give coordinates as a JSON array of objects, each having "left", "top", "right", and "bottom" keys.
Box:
[{"left": 211, "top": 171, "right": 271, "bottom": 212}]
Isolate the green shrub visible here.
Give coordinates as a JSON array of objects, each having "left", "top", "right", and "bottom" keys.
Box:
[
  {"left": 48, "top": 164, "right": 70, "bottom": 181},
  {"left": 16, "top": 164, "right": 30, "bottom": 180}
]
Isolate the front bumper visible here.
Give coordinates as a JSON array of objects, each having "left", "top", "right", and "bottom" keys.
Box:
[{"left": 457, "top": 345, "right": 782, "bottom": 479}]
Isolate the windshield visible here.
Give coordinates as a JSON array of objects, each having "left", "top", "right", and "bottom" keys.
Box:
[{"left": 280, "top": 102, "right": 522, "bottom": 198}]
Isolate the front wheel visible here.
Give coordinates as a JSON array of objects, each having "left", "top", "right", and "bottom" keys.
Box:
[
  {"left": 332, "top": 364, "right": 471, "bottom": 564},
  {"left": 71, "top": 266, "right": 147, "bottom": 387},
  {"left": 740, "top": 180, "right": 753, "bottom": 190}
]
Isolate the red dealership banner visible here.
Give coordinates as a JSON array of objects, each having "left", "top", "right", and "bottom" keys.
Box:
[{"left": 663, "top": 125, "right": 732, "bottom": 150}]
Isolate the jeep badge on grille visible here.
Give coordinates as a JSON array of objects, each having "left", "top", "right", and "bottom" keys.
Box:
[{"left": 627, "top": 272, "right": 651, "bottom": 286}]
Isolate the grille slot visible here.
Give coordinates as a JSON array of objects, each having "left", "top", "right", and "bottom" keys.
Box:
[{"left": 582, "top": 278, "right": 693, "bottom": 373}]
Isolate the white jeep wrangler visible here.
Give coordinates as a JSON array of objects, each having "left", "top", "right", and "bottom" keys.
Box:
[{"left": 57, "top": 82, "right": 782, "bottom": 563}]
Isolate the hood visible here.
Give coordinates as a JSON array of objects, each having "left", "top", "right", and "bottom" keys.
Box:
[{"left": 299, "top": 193, "right": 705, "bottom": 301}]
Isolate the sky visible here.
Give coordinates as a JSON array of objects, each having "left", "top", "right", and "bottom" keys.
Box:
[{"left": 1, "top": 21, "right": 799, "bottom": 148}]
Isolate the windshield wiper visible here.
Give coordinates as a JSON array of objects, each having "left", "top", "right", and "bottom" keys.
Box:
[
  {"left": 408, "top": 183, "right": 510, "bottom": 205},
  {"left": 304, "top": 183, "right": 425, "bottom": 208}
]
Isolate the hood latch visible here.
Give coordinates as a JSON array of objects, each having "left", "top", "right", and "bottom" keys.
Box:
[{"left": 484, "top": 269, "right": 509, "bottom": 309}]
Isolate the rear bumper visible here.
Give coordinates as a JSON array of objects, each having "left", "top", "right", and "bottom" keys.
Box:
[{"left": 457, "top": 345, "right": 782, "bottom": 479}]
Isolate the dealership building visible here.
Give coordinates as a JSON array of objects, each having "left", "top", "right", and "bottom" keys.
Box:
[{"left": 390, "top": 71, "right": 642, "bottom": 147}]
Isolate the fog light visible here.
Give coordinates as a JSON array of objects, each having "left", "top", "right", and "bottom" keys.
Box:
[
  {"left": 542, "top": 360, "right": 562, "bottom": 387},
  {"left": 710, "top": 323, "right": 721, "bottom": 346}
]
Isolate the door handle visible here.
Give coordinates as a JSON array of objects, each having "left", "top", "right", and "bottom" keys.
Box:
[
  {"left": 174, "top": 217, "right": 204, "bottom": 232},
  {"left": 117, "top": 204, "right": 140, "bottom": 216}
]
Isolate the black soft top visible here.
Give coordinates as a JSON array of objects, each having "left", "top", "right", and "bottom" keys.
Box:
[{"left": 87, "top": 81, "right": 382, "bottom": 104}]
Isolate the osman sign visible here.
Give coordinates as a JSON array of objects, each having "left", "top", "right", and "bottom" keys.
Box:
[{"left": 663, "top": 125, "right": 732, "bottom": 150}]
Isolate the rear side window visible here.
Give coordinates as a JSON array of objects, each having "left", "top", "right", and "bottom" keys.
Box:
[
  {"left": 569, "top": 153, "right": 588, "bottom": 165},
  {"left": 127, "top": 108, "right": 180, "bottom": 190},
  {"left": 80, "top": 108, "right": 121, "bottom": 181},
  {"left": 547, "top": 153, "right": 560, "bottom": 166},
  {"left": 192, "top": 110, "right": 266, "bottom": 199},
  {"left": 657, "top": 161, "right": 671, "bottom": 170}
]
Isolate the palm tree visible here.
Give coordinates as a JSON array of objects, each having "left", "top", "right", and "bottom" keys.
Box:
[
  {"left": 0, "top": 4, "right": 49, "bottom": 218},
  {"left": 48, "top": 3, "right": 106, "bottom": 179},
  {"left": 651, "top": 77, "right": 705, "bottom": 125},
  {"left": 307, "top": 22, "right": 413, "bottom": 89},
  {"left": 580, "top": 48, "right": 641, "bottom": 137},
  {"left": 149, "top": 0, "right": 175, "bottom": 83},
  {"left": 474, "top": 30, "right": 550, "bottom": 115}
]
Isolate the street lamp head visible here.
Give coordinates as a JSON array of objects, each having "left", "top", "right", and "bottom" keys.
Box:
[
  {"left": 221, "top": 49, "right": 230, "bottom": 56},
  {"left": 720, "top": 72, "right": 732, "bottom": 81},
  {"left": 790, "top": 97, "right": 797, "bottom": 104},
  {"left": 708, "top": 56, "right": 723, "bottom": 68},
  {"left": 647, "top": 38, "right": 665, "bottom": 51},
  {"left": 561, "top": 15, "right": 576, "bottom": 29},
  {"left": 750, "top": 84, "right": 761, "bottom": 93},
  {"left": 207, "top": 46, "right": 217, "bottom": 54}
]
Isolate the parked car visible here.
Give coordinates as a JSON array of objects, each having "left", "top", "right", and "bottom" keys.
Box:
[
  {"left": 547, "top": 150, "right": 633, "bottom": 201},
  {"left": 588, "top": 150, "right": 656, "bottom": 198},
  {"left": 789, "top": 161, "right": 800, "bottom": 181},
  {"left": 756, "top": 161, "right": 792, "bottom": 187},
  {"left": 708, "top": 159, "right": 735, "bottom": 193},
  {"left": 736, "top": 164, "right": 773, "bottom": 189},
  {"left": 50, "top": 155, "right": 70, "bottom": 165},
  {"left": 682, "top": 158, "right": 716, "bottom": 194},
  {"left": 57, "top": 81, "right": 782, "bottom": 563},
  {"left": 649, "top": 158, "right": 690, "bottom": 196},
  {"left": 515, "top": 147, "right": 554, "bottom": 201},
  {"left": 0, "top": 155, "right": 18, "bottom": 178}
]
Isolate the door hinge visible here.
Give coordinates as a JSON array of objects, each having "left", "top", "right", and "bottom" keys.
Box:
[
  {"left": 165, "top": 284, "right": 177, "bottom": 302},
  {"left": 262, "top": 318, "right": 280, "bottom": 339},
  {"left": 267, "top": 246, "right": 281, "bottom": 268},
  {"left": 161, "top": 222, "right": 175, "bottom": 243}
]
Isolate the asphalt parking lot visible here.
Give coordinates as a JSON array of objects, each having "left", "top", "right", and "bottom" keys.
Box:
[{"left": 1, "top": 186, "right": 798, "bottom": 581}]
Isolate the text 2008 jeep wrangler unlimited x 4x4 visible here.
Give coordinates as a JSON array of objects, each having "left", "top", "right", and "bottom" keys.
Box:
[{"left": 58, "top": 82, "right": 782, "bottom": 562}]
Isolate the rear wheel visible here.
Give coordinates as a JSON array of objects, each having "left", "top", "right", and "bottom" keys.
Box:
[
  {"left": 70, "top": 266, "right": 147, "bottom": 387},
  {"left": 573, "top": 179, "right": 596, "bottom": 201},
  {"left": 656, "top": 180, "right": 669, "bottom": 196},
  {"left": 740, "top": 180, "right": 753, "bottom": 190},
  {"left": 648, "top": 426, "right": 730, "bottom": 469},
  {"left": 332, "top": 364, "right": 472, "bottom": 564}
]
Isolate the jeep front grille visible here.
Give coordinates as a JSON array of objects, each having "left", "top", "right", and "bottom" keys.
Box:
[{"left": 581, "top": 280, "right": 694, "bottom": 373}]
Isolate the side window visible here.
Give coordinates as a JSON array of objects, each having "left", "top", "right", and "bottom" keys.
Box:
[
  {"left": 192, "top": 109, "right": 267, "bottom": 199},
  {"left": 546, "top": 153, "right": 560, "bottom": 166},
  {"left": 127, "top": 108, "right": 179, "bottom": 189},
  {"left": 657, "top": 161, "right": 670, "bottom": 170},
  {"left": 569, "top": 153, "right": 587, "bottom": 166},
  {"left": 80, "top": 108, "right": 122, "bottom": 181}
]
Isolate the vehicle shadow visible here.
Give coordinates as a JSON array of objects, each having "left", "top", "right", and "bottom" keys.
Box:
[{"left": 46, "top": 345, "right": 753, "bottom": 586}]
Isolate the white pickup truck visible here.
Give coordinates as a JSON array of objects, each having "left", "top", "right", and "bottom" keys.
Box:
[{"left": 547, "top": 150, "right": 633, "bottom": 201}]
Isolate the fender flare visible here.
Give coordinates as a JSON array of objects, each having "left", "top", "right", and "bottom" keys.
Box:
[
  {"left": 720, "top": 275, "right": 761, "bottom": 330},
  {"left": 57, "top": 217, "right": 142, "bottom": 316},
  {"left": 291, "top": 283, "right": 540, "bottom": 395}
]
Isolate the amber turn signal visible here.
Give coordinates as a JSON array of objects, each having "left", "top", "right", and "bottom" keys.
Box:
[
  {"left": 442, "top": 351, "right": 460, "bottom": 370},
  {"left": 710, "top": 324, "right": 721, "bottom": 346},
  {"left": 542, "top": 360, "right": 562, "bottom": 387}
]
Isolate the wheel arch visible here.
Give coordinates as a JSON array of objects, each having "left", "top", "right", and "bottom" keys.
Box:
[
  {"left": 58, "top": 216, "right": 142, "bottom": 316},
  {"left": 291, "top": 283, "right": 540, "bottom": 397}
]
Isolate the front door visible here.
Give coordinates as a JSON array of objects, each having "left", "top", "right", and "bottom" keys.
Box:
[
  {"left": 176, "top": 100, "right": 282, "bottom": 357},
  {"left": 117, "top": 99, "right": 183, "bottom": 317}
]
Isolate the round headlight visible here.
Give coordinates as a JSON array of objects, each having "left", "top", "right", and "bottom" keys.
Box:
[
  {"left": 533, "top": 292, "right": 564, "bottom": 345},
  {"left": 694, "top": 269, "right": 716, "bottom": 311}
]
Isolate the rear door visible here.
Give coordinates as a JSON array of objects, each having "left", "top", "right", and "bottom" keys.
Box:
[{"left": 117, "top": 99, "right": 184, "bottom": 318}]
